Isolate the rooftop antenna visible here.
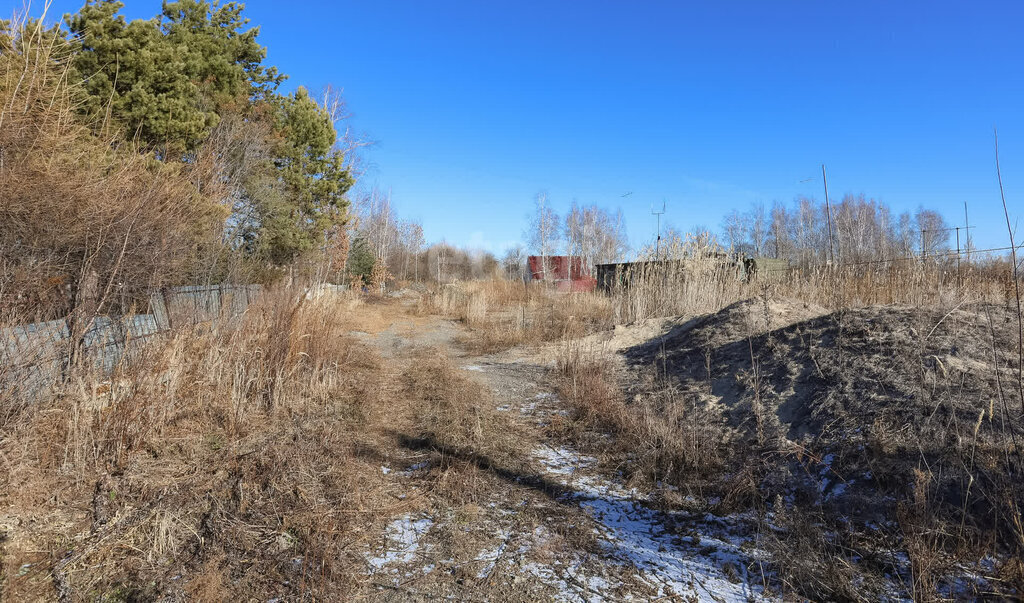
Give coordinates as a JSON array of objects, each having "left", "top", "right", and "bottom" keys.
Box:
[{"left": 652, "top": 200, "right": 666, "bottom": 260}]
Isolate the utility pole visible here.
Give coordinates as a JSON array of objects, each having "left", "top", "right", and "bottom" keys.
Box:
[
  {"left": 955, "top": 226, "right": 961, "bottom": 288},
  {"left": 652, "top": 200, "right": 666, "bottom": 260},
  {"left": 822, "top": 164, "right": 835, "bottom": 265},
  {"left": 964, "top": 202, "right": 971, "bottom": 264}
]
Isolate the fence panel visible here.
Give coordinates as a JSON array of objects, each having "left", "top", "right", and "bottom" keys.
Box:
[{"left": 2, "top": 283, "right": 267, "bottom": 402}]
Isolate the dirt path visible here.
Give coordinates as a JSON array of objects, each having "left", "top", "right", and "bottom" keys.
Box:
[{"left": 355, "top": 301, "right": 772, "bottom": 601}]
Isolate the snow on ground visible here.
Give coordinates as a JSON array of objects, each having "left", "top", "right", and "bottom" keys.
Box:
[
  {"left": 529, "top": 396, "right": 773, "bottom": 602},
  {"left": 367, "top": 515, "right": 434, "bottom": 572},
  {"left": 533, "top": 445, "right": 597, "bottom": 477},
  {"left": 474, "top": 528, "right": 511, "bottom": 579}
]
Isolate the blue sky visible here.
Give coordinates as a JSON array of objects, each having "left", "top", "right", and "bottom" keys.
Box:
[{"left": 19, "top": 0, "right": 1024, "bottom": 253}]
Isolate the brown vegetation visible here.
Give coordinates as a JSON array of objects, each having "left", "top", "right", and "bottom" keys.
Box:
[
  {"left": 550, "top": 282, "right": 1024, "bottom": 600},
  {"left": 0, "top": 289, "right": 518, "bottom": 600},
  {"left": 419, "top": 280, "right": 614, "bottom": 353},
  {"left": 0, "top": 18, "right": 224, "bottom": 324}
]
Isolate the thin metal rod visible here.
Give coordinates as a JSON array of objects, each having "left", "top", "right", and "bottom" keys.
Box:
[
  {"left": 964, "top": 201, "right": 971, "bottom": 263},
  {"left": 822, "top": 164, "right": 835, "bottom": 264}
]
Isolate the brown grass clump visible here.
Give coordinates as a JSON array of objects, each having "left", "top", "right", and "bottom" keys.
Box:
[
  {"left": 421, "top": 280, "right": 614, "bottom": 352},
  {"left": 555, "top": 339, "right": 730, "bottom": 490},
  {"left": 400, "top": 351, "right": 516, "bottom": 466},
  {"left": 0, "top": 289, "right": 401, "bottom": 600}
]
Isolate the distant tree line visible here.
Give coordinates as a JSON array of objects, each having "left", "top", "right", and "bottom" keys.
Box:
[
  {"left": 720, "top": 195, "right": 954, "bottom": 267},
  {"left": 343, "top": 191, "right": 500, "bottom": 285}
]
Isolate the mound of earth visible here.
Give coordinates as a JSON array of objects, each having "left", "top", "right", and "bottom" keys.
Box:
[
  {"left": 619, "top": 298, "right": 1024, "bottom": 597},
  {"left": 624, "top": 298, "right": 1022, "bottom": 449}
]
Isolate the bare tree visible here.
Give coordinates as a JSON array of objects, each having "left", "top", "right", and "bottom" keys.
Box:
[
  {"left": 565, "top": 202, "right": 630, "bottom": 268},
  {"left": 403, "top": 220, "right": 424, "bottom": 281},
  {"left": 361, "top": 189, "right": 395, "bottom": 260},
  {"left": 318, "top": 84, "right": 373, "bottom": 180},
  {"left": 746, "top": 203, "right": 768, "bottom": 256},
  {"left": 916, "top": 208, "right": 950, "bottom": 256},
  {"left": 502, "top": 245, "right": 526, "bottom": 281},
  {"left": 769, "top": 201, "right": 790, "bottom": 259},
  {"left": 722, "top": 209, "right": 748, "bottom": 254},
  {"left": 526, "top": 192, "right": 560, "bottom": 280}
]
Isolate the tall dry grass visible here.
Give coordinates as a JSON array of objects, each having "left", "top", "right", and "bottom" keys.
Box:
[
  {"left": 555, "top": 339, "right": 729, "bottom": 489},
  {"left": 606, "top": 233, "right": 1013, "bottom": 325},
  {"left": 0, "top": 287, "right": 403, "bottom": 600},
  {"left": 421, "top": 280, "right": 613, "bottom": 352}
]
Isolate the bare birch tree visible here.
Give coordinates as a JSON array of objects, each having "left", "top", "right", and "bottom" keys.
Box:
[{"left": 526, "top": 192, "right": 560, "bottom": 280}]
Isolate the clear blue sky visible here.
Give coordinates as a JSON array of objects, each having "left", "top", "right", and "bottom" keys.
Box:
[{"left": 18, "top": 0, "right": 1024, "bottom": 254}]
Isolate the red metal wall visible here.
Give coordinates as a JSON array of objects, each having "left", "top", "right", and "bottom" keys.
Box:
[{"left": 526, "top": 256, "right": 596, "bottom": 292}]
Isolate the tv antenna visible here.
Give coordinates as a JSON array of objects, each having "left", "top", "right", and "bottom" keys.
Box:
[{"left": 652, "top": 200, "right": 666, "bottom": 260}]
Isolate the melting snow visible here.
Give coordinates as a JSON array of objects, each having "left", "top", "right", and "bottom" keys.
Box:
[
  {"left": 529, "top": 410, "right": 771, "bottom": 602},
  {"left": 367, "top": 515, "right": 434, "bottom": 570},
  {"left": 533, "top": 445, "right": 597, "bottom": 477},
  {"left": 475, "top": 529, "right": 511, "bottom": 579}
]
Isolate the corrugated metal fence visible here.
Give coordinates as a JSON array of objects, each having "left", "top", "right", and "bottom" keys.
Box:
[{"left": 1, "top": 284, "right": 264, "bottom": 401}]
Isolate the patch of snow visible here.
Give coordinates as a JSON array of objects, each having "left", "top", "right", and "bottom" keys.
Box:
[
  {"left": 475, "top": 529, "right": 511, "bottom": 579},
  {"left": 463, "top": 365, "right": 485, "bottom": 372},
  {"left": 367, "top": 515, "right": 434, "bottom": 570},
  {"left": 533, "top": 445, "right": 596, "bottom": 477},
  {"left": 529, "top": 423, "right": 771, "bottom": 602},
  {"left": 380, "top": 465, "right": 391, "bottom": 475},
  {"left": 828, "top": 481, "right": 849, "bottom": 499}
]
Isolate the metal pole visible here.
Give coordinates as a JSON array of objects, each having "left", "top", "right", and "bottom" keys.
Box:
[
  {"left": 656, "top": 212, "right": 661, "bottom": 259},
  {"left": 822, "top": 164, "right": 835, "bottom": 265},
  {"left": 956, "top": 226, "right": 961, "bottom": 288},
  {"left": 964, "top": 202, "right": 970, "bottom": 264},
  {"left": 651, "top": 201, "right": 666, "bottom": 261}
]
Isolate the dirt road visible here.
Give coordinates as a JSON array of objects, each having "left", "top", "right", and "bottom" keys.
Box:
[{"left": 354, "top": 299, "right": 770, "bottom": 602}]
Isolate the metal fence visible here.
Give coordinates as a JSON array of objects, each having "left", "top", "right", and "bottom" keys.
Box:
[{"left": 1, "top": 284, "right": 264, "bottom": 401}]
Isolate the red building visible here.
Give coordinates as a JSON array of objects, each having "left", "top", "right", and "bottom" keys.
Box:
[{"left": 526, "top": 256, "right": 597, "bottom": 292}]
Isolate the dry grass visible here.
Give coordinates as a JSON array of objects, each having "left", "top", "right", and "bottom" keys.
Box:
[
  {"left": 0, "top": 284, "right": 528, "bottom": 600},
  {"left": 554, "top": 290, "right": 1024, "bottom": 599},
  {"left": 401, "top": 351, "right": 515, "bottom": 462},
  {"left": 1, "top": 288, "right": 420, "bottom": 600},
  {"left": 606, "top": 234, "right": 1013, "bottom": 325},
  {"left": 420, "top": 280, "right": 613, "bottom": 352},
  {"left": 554, "top": 339, "right": 729, "bottom": 491}
]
